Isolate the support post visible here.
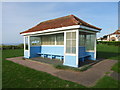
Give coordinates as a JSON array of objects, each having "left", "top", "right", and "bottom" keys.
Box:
[
  {"left": 63, "top": 31, "right": 66, "bottom": 64},
  {"left": 28, "top": 36, "right": 30, "bottom": 58},
  {"left": 23, "top": 36, "right": 26, "bottom": 52},
  {"left": 76, "top": 29, "right": 79, "bottom": 66},
  {"left": 94, "top": 34, "right": 96, "bottom": 59}
]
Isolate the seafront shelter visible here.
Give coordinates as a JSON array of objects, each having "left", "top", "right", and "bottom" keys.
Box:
[{"left": 20, "top": 15, "right": 101, "bottom": 67}]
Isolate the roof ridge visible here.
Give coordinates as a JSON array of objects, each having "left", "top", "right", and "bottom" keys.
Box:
[
  {"left": 40, "top": 15, "right": 72, "bottom": 24},
  {"left": 73, "top": 15, "right": 90, "bottom": 25},
  {"left": 71, "top": 15, "right": 93, "bottom": 26},
  {"left": 73, "top": 15, "right": 102, "bottom": 30},
  {"left": 70, "top": 15, "right": 80, "bottom": 25}
]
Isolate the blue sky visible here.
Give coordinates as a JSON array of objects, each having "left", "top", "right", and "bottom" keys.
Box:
[{"left": 2, "top": 2, "right": 118, "bottom": 44}]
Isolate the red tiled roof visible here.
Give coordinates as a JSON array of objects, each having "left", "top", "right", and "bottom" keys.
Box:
[
  {"left": 113, "top": 30, "right": 120, "bottom": 34},
  {"left": 20, "top": 15, "right": 102, "bottom": 34},
  {"left": 108, "top": 30, "right": 120, "bottom": 35}
]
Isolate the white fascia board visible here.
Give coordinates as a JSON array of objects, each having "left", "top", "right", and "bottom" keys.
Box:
[
  {"left": 80, "top": 25, "right": 100, "bottom": 32},
  {"left": 21, "top": 25, "right": 100, "bottom": 36},
  {"left": 21, "top": 25, "right": 80, "bottom": 36}
]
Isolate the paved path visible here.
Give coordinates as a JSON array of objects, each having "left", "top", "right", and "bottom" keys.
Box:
[
  {"left": 6, "top": 57, "right": 61, "bottom": 76},
  {"left": 31, "top": 57, "right": 63, "bottom": 65},
  {"left": 6, "top": 57, "right": 117, "bottom": 87}
]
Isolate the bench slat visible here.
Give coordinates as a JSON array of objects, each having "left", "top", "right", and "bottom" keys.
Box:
[
  {"left": 79, "top": 55, "right": 90, "bottom": 58},
  {"left": 37, "top": 53, "right": 63, "bottom": 57}
]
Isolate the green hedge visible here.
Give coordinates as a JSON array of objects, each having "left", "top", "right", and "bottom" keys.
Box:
[
  {"left": 1, "top": 44, "right": 24, "bottom": 50},
  {"left": 97, "top": 41, "right": 120, "bottom": 46}
]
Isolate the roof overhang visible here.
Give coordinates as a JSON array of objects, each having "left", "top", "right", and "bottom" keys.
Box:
[{"left": 20, "top": 25, "right": 101, "bottom": 36}]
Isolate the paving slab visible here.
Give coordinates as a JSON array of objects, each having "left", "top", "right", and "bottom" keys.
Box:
[
  {"left": 6, "top": 57, "right": 117, "bottom": 87},
  {"left": 31, "top": 57, "right": 63, "bottom": 65},
  {"left": 6, "top": 57, "right": 61, "bottom": 75},
  {"left": 54, "top": 59, "right": 117, "bottom": 86}
]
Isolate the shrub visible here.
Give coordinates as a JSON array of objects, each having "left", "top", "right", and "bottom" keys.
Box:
[
  {"left": 1, "top": 44, "right": 24, "bottom": 50},
  {"left": 97, "top": 41, "right": 120, "bottom": 46}
]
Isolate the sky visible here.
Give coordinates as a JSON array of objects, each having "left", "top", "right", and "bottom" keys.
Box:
[{"left": 2, "top": 2, "right": 118, "bottom": 44}]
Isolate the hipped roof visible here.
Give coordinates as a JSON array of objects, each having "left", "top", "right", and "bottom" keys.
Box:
[{"left": 20, "top": 15, "right": 101, "bottom": 34}]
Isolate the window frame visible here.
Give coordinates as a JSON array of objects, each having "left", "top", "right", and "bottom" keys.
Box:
[
  {"left": 56, "top": 33, "right": 64, "bottom": 45},
  {"left": 30, "top": 36, "right": 41, "bottom": 46},
  {"left": 24, "top": 36, "right": 29, "bottom": 50},
  {"left": 65, "top": 31, "right": 76, "bottom": 55},
  {"left": 41, "top": 33, "right": 64, "bottom": 46},
  {"left": 86, "top": 34, "right": 95, "bottom": 52}
]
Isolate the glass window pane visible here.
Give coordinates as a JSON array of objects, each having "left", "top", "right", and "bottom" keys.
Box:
[
  {"left": 41, "top": 35, "right": 55, "bottom": 45},
  {"left": 66, "top": 32, "right": 71, "bottom": 39},
  {"left": 30, "top": 37, "right": 41, "bottom": 46},
  {"left": 86, "top": 34, "right": 95, "bottom": 51},
  {"left": 72, "top": 40, "right": 76, "bottom": 54},
  {"left": 66, "top": 40, "right": 71, "bottom": 53},
  {"left": 79, "top": 34, "right": 86, "bottom": 46},
  {"left": 90, "top": 34, "right": 95, "bottom": 50},
  {"left": 72, "top": 32, "right": 76, "bottom": 39},
  {"left": 42, "top": 36, "right": 48, "bottom": 45},
  {"left": 86, "top": 34, "right": 91, "bottom": 50},
  {"left": 66, "top": 32, "right": 76, "bottom": 54},
  {"left": 25, "top": 37, "right": 28, "bottom": 50},
  {"left": 56, "top": 33, "right": 64, "bottom": 45},
  {"left": 50, "top": 35, "right": 55, "bottom": 45},
  {"left": 48, "top": 36, "right": 50, "bottom": 45}
]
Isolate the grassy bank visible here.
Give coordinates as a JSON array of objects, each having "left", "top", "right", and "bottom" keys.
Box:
[
  {"left": 2, "top": 49, "right": 85, "bottom": 88},
  {"left": 93, "top": 76, "right": 119, "bottom": 88},
  {"left": 112, "top": 63, "right": 120, "bottom": 73},
  {"left": 97, "top": 44, "right": 119, "bottom": 73},
  {"left": 97, "top": 44, "right": 120, "bottom": 60},
  {"left": 2, "top": 44, "right": 119, "bottom": 88}
]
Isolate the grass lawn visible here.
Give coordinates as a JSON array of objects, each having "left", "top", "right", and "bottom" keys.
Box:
[
  {"left": 2, "top": 49, "right": 85, "bottom": 88},
  {"left": 2, "top": 44, "right": 119, "bottom": 88},
  {"left": 97, "top": 44, "right": 120, "bottom": 73},
  {"left": 93, "top": 76, "right": 120, "bottom": 88},
  {"left": 112, "top": 63, "right": 120, "bottom": 73},
  {"left": 97, "top": 44, "right": 120, "bottom": 60}
]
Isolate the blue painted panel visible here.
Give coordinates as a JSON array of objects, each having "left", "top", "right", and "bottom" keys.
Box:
[
  {"left": 41, "top": 46, "right": 64, "bottom": 56},
  {"left": 78, "top": 46, "right": 96, "bottom": 61},
  {"left": 30, "top": 46, "right": 64, "bottom": 58},
  {"left": 24, "top": 50, "right": 29, "bottom": 58},
  {"left": 30, "top": 46, "right": 41, "bottom": 58},
  {"left": 63, "top": 55, "right": 78, "bottom": 67},
  {"left": 79, "top": 46, "right": 86, "bottom": 58},
  {"left": 86, "top": 52, "right": 96, "bottom": 60}
]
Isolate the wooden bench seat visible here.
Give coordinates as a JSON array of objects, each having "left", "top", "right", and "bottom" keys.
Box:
[
  {"left": 37, "top": 53, "right": 63, "bottom": 60},
  {"left": 79, "top": 55, "right": 91, "bottom": 62}
]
